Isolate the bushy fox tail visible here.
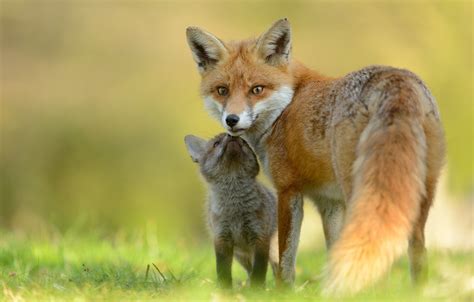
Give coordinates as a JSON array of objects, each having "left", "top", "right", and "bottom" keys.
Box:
[{"left": 323, "top": 94, "right": 427, "bottom": 295}]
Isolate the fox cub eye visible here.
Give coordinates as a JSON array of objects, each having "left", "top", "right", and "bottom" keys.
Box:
[
  {"left": 217, "top": 86, "right": 228, "bottom": 96},
  {"left": 251, "top": 85, "right": 264, "bottom": 95},
  {"left": 213, "top": 141, "right": 220, "bottom": 147}
]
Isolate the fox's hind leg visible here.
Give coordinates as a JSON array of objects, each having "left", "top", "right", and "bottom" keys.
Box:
[
  {"left": 408, "top": 190, "right": 432, "bottom": 284},
  {"left": 323, "top": 116, "right": 365, "bottom": 249},
  {"left": 250, "top": 239, "right": 270, "bottom": 287},
  {"left": 315, "top": 199, "right": 345, "bottom": 249},
  {"left": 408, "top": 121, "right": 444, "bottom": 284}
]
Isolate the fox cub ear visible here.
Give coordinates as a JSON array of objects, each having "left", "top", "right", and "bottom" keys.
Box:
[
  {"left": 184, "top": 135, "right": 207, "bottom": 163},
  {"left": 186, "top": 27, "right": 227, "bottom": 73},
  {"left": 257, "top": 18, "right": 292, "bottom": 66}
]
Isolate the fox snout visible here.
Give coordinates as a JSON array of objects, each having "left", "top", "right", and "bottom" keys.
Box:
[{"left": 222, "top": 110, "right": 254, "bottom": 136}]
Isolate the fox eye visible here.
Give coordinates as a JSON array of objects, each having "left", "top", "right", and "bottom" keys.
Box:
[
  {"left": 251, "top": 85, "right": 264, "bottom": 95},
  {"left": 213, "top": 141, "right": 220, "bottom": 148},
  {"left": 217, "top": 86, "right": 228, "bottom": 96}
]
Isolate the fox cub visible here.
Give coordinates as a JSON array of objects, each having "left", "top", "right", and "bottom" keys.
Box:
[{"left": 185, "top": 133, "right": 278, "bottom": 288}]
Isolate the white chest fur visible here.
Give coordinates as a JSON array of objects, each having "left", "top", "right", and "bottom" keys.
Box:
[{"left": 243, "top": 132, "right": 272, "bottom": 181}]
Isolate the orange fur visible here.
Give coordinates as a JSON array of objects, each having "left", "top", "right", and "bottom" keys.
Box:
[{"left": 187, "top": 19, "right": 445, "bottom": 295}]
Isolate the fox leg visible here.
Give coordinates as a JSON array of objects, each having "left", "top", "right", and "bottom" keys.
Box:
[
  {"left": 250, "top": 239, "right": 270, "bottom": 287},
  {"left": 409, "top": 122, "right": 444, "bottom": 284},
  {"left": 408, "top": 194, "right": 430, "bottom": 284},
  {"left": 214, "top": 238, "right": 234, "bottom": 288},
  {"left": 408, "top": 171, "right": 439, "bottom": 283},
  {"left": 316, "top": 199, "right": 345, "bottom": 249},
  {"left": 277, "top": 191, "right": 304, "bottom": 286}
]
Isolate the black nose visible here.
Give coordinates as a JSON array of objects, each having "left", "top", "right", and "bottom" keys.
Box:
[{"left": 225, "top": 114, "right": 239, "bottom": 127}]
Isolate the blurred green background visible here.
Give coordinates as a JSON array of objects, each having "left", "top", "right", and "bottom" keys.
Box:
[{"left": 1, "top": 1, "right": 472, "bottom": 242}]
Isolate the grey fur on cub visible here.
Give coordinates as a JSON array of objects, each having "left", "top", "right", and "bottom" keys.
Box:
[{"left": 185, "top": 133, "right": 278, "bottom": 288}]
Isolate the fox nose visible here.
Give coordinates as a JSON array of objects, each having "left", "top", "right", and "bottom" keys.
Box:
[{"left": 225, "top": 114, "right": 240, "bottom": 127}]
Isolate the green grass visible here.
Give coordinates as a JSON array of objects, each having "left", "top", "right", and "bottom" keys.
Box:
[{"left": 0, "top": 229, "right": 472, "bottom": 301}]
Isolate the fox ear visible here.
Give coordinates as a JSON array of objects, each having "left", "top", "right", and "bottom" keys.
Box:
[
  {"left": 257, "top": 18, "right": 292, "bottom": 66},
  {"left": 184, "top": 135, "right": 207, "bottom": 163},
  {"left": 186, "top": 27, "right": 227, "bottom": 73}
]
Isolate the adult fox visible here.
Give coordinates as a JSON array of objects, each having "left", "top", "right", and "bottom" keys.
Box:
[{"left": 186, "top": 18, "right": 445, "bottom": 295}]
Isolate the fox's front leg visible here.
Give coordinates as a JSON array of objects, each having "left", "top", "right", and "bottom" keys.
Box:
[
  {"left": 277, "top": 191, "right": 304, "bottom": 286},
  {"left": 214, "top": 238, "right": 233, "bottom": 288}
]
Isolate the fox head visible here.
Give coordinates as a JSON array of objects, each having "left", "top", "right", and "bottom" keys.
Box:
[
  {"left": 186, "top": 18, "right": 294, "bottom": 137},
  {"left": 184, "top": 133, "right": 259, "bottom": 182}
]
